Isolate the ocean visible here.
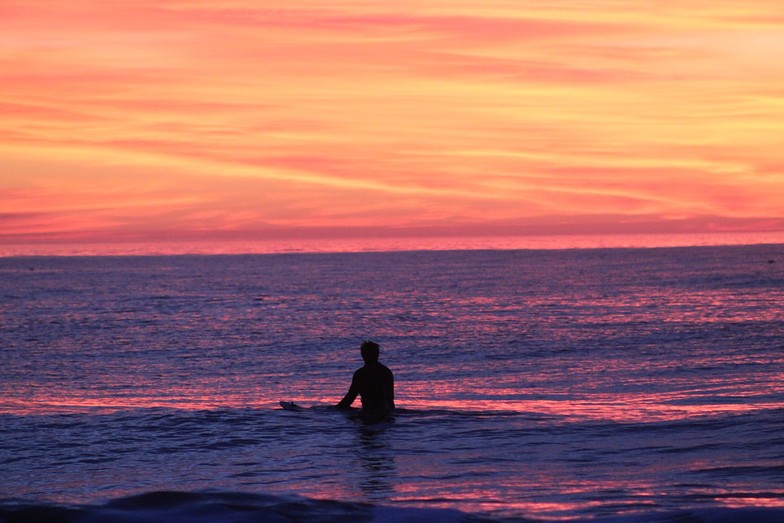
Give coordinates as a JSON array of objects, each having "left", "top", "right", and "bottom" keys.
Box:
[{"left": 1, "top": 245, "right": 783, "bottom": 522}]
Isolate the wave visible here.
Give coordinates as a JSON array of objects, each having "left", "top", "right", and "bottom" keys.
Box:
[{"left": 1, "top": 491, "right": 783, "bottom": 523}]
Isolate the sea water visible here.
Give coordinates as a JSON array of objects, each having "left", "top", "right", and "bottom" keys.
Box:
[{"left": 1, "top": 245, "right": 783, "bottom": 522}]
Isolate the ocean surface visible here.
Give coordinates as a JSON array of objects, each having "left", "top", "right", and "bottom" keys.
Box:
[{"left": 1, "top": 245, "right": 783, "bottom": 522}]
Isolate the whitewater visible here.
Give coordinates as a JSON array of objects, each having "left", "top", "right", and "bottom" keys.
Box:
[{"left": 1, "top": 245, "right": 783, "bottom": 522}]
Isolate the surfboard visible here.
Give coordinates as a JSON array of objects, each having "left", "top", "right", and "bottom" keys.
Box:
[{"left": 279, "top": 401, "right": 304, "bottom": 411}]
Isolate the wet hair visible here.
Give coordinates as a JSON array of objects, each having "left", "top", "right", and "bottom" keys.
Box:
[{"left": 360, "top": 340, "right": 380, "bottom": 362}]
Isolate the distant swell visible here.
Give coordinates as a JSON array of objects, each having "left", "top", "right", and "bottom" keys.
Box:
[{"left": 1, "top": 492, "right": 783, "bottom": 523}]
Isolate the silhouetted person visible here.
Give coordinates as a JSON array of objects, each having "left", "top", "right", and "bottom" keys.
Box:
[{"left": 337, "top": 341, "right": 395, "bottom": 413}]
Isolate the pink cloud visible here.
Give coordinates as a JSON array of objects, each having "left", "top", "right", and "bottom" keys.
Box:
[{"left": 2, "top": 0, "right": 783, "bottom": 249}]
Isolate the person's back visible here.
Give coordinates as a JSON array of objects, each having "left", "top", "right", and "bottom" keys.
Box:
[
  {"left": 350, "top": 361, "right": 394, "bottom": 410},
  {"left": 337, "top": 341, "right": 395, "bottom": 412}
]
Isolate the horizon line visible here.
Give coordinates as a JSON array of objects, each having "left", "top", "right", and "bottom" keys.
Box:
[{"left": 2, "top": 231, "right": 784, "bottom": 258}]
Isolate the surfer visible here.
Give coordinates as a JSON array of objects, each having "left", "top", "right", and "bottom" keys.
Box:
[{"left": 337, "top": 341, "right": 395, "bottom": 413}]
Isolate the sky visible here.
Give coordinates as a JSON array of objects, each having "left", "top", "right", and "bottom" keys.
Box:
[{"left": 2, "top": 0, "right": 784, "bottom": 251}]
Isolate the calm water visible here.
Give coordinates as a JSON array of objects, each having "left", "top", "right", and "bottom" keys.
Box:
[{"left": 1, "top": 245, "right": 783, "bottom": 522}]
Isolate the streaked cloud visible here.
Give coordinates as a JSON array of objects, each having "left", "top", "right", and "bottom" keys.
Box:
[{"left": 2, "top": 0, "right": 783, "bottom": 246}]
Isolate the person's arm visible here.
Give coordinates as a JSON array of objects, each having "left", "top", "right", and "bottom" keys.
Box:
[
  {"left": 337, "top": 374, "right": 359, "bottom": 409},
  {"left": 385, "top": 370, "right": 395, "bottom": 410}
]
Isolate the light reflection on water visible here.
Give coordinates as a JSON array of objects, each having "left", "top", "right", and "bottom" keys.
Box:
[{"left": 1, "top": 245, "right": 783, "bottom": 519}]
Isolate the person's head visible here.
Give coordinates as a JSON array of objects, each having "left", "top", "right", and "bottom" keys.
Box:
[{"left": 360, "top": 340, "right": 380, "bottom": 363}]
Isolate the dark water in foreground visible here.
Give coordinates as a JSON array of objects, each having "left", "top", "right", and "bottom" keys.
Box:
[{"left": 1, "top": 245, "right": 783, "bottom": 521}]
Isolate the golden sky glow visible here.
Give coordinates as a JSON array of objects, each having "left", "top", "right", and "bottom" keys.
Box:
[{"left": 2, "top": 0, "right": 784, "bottom": 247}]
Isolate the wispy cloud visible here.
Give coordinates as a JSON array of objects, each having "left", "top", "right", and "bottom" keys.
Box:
[{"left": 2, "top": 0, "right": 783, "bottom": 245}]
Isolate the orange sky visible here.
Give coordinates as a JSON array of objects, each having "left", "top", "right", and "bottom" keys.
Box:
[{"left": 2, "top": 0, "right": 784, "bottom": 249}]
